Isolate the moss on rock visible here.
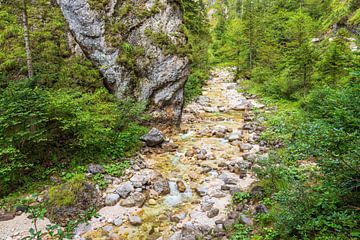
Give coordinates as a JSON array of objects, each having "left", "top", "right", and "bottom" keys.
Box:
[{"left": 46, "top": 174, "right": 102, "bottom": 224}]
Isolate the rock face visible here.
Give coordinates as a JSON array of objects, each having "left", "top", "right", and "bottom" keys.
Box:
[{"left": 58, "top": 0, "right": 190, "bottom": 124}]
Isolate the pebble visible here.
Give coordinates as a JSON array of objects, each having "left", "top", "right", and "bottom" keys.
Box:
[
  {"left": 207, "top": 208, "right": 220, "bottom": 218},
  {"left": 148, "top": 199, "right": 157, "bottom": 205},
  {"left": 128, "top": 215, "right": 142, "bottom": 226},
  {"left": 113, "top": 217, "right": 123, "bottom": 226}
]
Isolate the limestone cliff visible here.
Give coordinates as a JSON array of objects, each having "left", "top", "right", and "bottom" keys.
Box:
[{"left": 58, "top": 0, "right": 190, "bottom": 124}]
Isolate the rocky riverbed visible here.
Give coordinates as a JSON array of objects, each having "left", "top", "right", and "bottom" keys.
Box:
[{"left": 0, "top": 69, "right": 270, "bottom": 240}]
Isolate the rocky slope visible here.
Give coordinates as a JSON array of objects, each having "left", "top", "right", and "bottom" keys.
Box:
[{"left": 57, "top": 0, "right": 190, "bottom": 124}]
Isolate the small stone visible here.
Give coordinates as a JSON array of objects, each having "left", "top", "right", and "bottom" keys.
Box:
[
  {"left": 228, "top": 211, "right": 239, "bottom": 219},
  {"left": 224, "top": 177, "right": 237, "bottom": 185},
  {"left": 196, "top": 186, "right": 209, "bottom": 196},
  {"left": 201, "top": 198, "right": 215, "bottom": 212},
  {"left": 148, "top": 199, "right": 157, "bottom": 205},
  {"left": 223, "top": 219, "right": 235, "bottom": 230},
  {"left": 132, "top": 164, "right": 141, "bottom": 171},
  {"left": 215, "top": 219, "right": 224, "bottom": 225},
  {"left": 105, "top": 193, "right": 120, "bottom": 206},
  {"left": 87, "top": 164, "right": 104, "bottom": 174},
  {"left": 115, "top": 181, "right": 134, "bottom": 198},
  {"left": 170, "top": 212, "right": 187, "bottom": 223},
  {"left": 242, "top": 124, "right": 252, "bottom": 130},
  {"left": 239, "top": 214, "right": 253, "bottom": 226},
  {"left": 128, "top": 215, "right": 142, "bottom": 226},
  {"left": 113, "top": 217, "right": 123, "bottom": 226},
  {"left": 119, "top": 192, "right": 146, "bottom": 207},
  {"left": 221, "top": 185, "right": 230, "bottom": 191},
  {"left": 102, "top": 225, "right": 113, "bottom": 232},
  {"left": 240, "top": 143, "right": 253, "bottom": 151},
  {"left": 218, "top": 106, "right": 226, "bottom": 112},
  {"left": 176, "top": 181, "right": 186, "bottom": 193},
  {"left": 255, "top": 204, "right": 268, "bottom": 214},
  {"left": 207, "top": 208, "right": 220, "bottom": 218},
  {"left": 228, "top": 131, "right": 242, "bottom": 142},
  {"left": 109, "top": 233, "right": 121, "bottom": 240}
]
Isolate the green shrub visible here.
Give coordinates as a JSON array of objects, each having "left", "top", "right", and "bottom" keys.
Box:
[
  {"left": 0, "top": 81, "right": 147, "bottom": 196},
  {"left": 255, "top": 85, "right": 360, "bottom": 239}
]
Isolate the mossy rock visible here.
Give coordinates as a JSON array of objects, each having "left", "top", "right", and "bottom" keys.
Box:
[{"left": 46, "top": 175, "right": 102, "bottom": 224}]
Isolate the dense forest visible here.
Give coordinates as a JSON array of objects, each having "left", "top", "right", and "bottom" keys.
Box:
[
  {"left": 0, "top": 0, "right": 359, "bottom": 239},
  {"left": 210, "top": 0, "right": 359, "bottom": 239}
]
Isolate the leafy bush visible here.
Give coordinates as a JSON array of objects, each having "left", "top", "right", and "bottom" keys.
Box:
[
  {"left": 0, "top": 81, "right": 147, "bottom": 196},
  {"left": 255, "top": 85, "right": 360, "bottom": 239}
]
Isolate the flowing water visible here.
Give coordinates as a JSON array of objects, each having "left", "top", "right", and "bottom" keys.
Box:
[{"left": 81, "top": 69, "right": 265, "bottom": 240}]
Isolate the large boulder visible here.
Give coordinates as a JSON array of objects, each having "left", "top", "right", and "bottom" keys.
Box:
[
  {"left": 46, "top": 178, "right": 102, "bottom": 224},
  {"left": 58, "top": 0, "right": 190, "bottom": 124},
  {"left": 140, "top": 128, "right": 165, "bottom": 147}
]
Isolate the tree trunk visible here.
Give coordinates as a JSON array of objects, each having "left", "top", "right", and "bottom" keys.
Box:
[{"left": 22, "top": 0, "right": 34, "bottom": 78}]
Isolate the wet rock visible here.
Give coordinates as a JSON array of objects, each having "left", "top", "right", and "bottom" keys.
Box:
[
  {"left": 128, "top": 215, "right": 142, "bottom": 226},
  {"left": 255, "top": 204, "right": 269, "bottom": 214},
  {"left": 130, "top": 170, "right": 153, "bottom": 188},
  {"left": 115, "top": 181, "right": 134, "bottom": 198},
  {"left": 119, "top": 192, "right": 146, "bottom": 207},
  {"left": 196, "top": 186, "right": 209, "bottom": 196},
  {"left": 212, "top": 126, "right": 230, "bottom": 138},
  {"left": 228, "top": 131, "right": 242, "bottom": 142},
  {"left": 207, "top": 208, "right": 220, "bottom": 218},
  {"left": 180, "top": 222, "right": 202, "bottom": 240},
  {"left": 105, "top": 193, "right": 120, "bottom": 206},
  {"left": 102, "top": 225, "right": 113, "bottom": 232},
  {"left": 218, "top": 106, "right": 226, "bottom": 112},
  {"left": 185, "top": 149, "right": 196, "bottom": 157},
  {"left": 242, "top": 124, "right": 253, "bottom": 130},
  {"left": 87, "top": 164, "right": 104, "bottom": 174},
  {"left": 141, "top": 128, "right": 165, "bottom": 147},
  {"left": 171, "top": 212, "right": 187, "bottom": 223},
  {"left": 152, "top": 176, "right": 170, "bottom": 195},
  {"left": 196, "top": 148, "right": 208, "bottom": 160},
  {"left": 148, "top": 199, "right": 157, "bottom": 205},
  {"left": 176, "top": 181, "right": 187, "bottom": 193},
  {"left": 215, "top": 219, "right": 225, "bottom": 225},
  {"left": 113, "top": 217, "right": 123, "bottom": 226},
  {"left": 201, "top": 198, "right": 215, "bottom": 212},
  {"left": 203, "top": 107, "right": 215, "bottom": 113},
  {"left": 240, "top": 143, "right": 253, "bottom": 151}
]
